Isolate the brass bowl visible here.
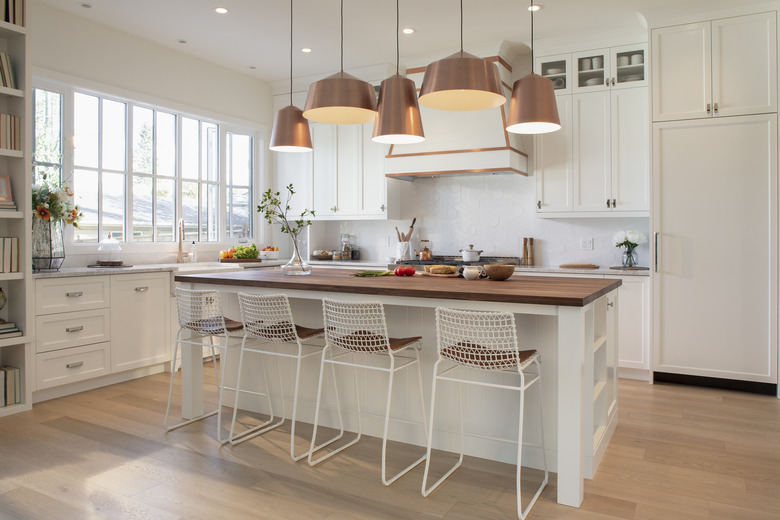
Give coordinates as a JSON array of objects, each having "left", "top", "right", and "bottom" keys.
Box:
[{"left": 483, "top": 264, "right": 515, "bottom": 281}]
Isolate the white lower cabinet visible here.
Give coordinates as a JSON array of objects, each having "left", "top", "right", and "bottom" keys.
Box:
[
  {"left": 110, "top": 273, "right": 170, "bottom": 373},
  {"left": 615, "top": 276, "right": 650, "bottom": 377},
  {"left": 34, "top": 272, "right": 171, "bottom": 392}
]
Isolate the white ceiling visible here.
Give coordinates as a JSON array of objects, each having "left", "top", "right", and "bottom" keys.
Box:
[{"left": 37, "top": 0, "right": 767, "bottom": 84}]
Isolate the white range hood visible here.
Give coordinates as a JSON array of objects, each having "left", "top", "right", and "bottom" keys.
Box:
[{"left": 385, "top": 46, "right": 529, "bottom": 181}]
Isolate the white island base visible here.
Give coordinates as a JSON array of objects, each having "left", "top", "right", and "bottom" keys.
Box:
[{"left": 176, "top": 272, "right": 619, "bottom": 508}]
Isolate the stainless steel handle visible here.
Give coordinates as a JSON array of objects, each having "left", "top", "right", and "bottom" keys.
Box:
[
  {"left": 654, "top": 232, "right": 659, "bottom": 273},
  {"left": 537, "top": 200, "right": 542, "bottom": 210},
  {"left": 135, "top": 286, "right": 148, "bottom": 292},
  {"left": 66, "top": 361, "right": 84, "bottom": 369},
  {"left": 66, "top": 325, "right": 84, "bottom": 333},
  {"left": 66, "top": 292, "right": 83, "bottom": 297},
  {"left": 714, "top": 102, "right": 719, "bottom": 113},
  {"left": 706, "top": 103, "right": 711, "bottom": 114}
]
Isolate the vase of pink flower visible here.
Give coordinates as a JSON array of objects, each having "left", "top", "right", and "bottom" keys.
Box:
[{"left": 31, "top": 177, "right": 82, "bottom": 271}]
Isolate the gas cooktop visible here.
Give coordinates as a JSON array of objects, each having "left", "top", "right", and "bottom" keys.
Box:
[{"left": 396, "top": 256, "right": 521, "bottom": 266}]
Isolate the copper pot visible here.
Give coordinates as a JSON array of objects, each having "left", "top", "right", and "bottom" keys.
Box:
[{"left": 419, "top": 240, "right": 433, "bottom": 261}]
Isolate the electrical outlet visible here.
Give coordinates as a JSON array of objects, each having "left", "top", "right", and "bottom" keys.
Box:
[
  {"left": 580, "top": 237, "right": 594, "bottom": 250},
  {"left": 385, "top": 236, "right": 393, "bottom": 247}
]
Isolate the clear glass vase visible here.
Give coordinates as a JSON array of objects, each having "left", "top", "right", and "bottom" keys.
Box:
[
  {"left": 32, "top": 218, "right": 65, "bottom": 271},
  {"left": 281, "top": 236, "right": 311, "bottom": 276},
  {"left": 622, "top": 247, "right": 638, "bottom": 268}
]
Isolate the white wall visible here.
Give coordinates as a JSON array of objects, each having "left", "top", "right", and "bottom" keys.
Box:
[{"left": 313, "top": 174, "right": 650, "bottom": 268}]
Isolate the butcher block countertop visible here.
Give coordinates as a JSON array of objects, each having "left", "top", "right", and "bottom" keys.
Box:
[{"left": 175, "top": 268, "right": 621, "bottom": 307}]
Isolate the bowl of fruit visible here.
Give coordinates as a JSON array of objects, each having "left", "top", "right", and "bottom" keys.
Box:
[
  {"left": 259, "top": 246, "right": 279, "bottom": 260},
  {"left": 219, "top": 244, "right": 261, "bottom": 262}
]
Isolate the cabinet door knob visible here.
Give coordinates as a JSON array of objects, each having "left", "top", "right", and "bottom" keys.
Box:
[
  {"left": 66, "top": 361, "right": 84, "bottom": 369},
  {"left": 66, "top": 325, "right": 84, "bottom": 333},
  {"left": 380, "top": 203, "right": 385, "bottom": 211},
  {"left": 537, "top": 200, "right": 542, "bottom": 210},
  {"left": 66, "top": 292, "right": 83, "bottom": 298}
]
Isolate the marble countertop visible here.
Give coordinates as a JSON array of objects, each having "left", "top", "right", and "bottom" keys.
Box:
[{"left": 32, "top": 261, "right": 286, "bottom": 279}]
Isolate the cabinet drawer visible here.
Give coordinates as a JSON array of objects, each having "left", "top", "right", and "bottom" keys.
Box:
[
  {"left": 36, "top": 342, "right": 110, "bottom": 390},
  {"left": 35, "top": 308, "right": 111, "bottom": 353},
  {"left": 36, "top": 276, "right": 110, "bottom": 315}
]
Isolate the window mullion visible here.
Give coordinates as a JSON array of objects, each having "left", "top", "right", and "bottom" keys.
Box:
[{"left": 126, "top": 102, "right": 134, "bottom": 243}]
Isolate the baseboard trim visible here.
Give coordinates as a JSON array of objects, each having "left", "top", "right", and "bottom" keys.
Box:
[{"left": 653, "top": 372, "right": 777, "bottom": 396}]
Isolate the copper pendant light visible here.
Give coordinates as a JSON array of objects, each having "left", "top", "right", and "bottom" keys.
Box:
[
  {"left": 372, "top": 0, "right": 424, "bottom": 144},
  {"left": 303, "top": 0, "right": 377, "bottom": 124},
  {"left": 418, "top": 0, "right": 505, "bottom": 111},
  {"left": 270, "top": 0, "right": 313, "bottom": 152},
  {"left": 506, "top": 0, "right": 561, "bottom": 134}
]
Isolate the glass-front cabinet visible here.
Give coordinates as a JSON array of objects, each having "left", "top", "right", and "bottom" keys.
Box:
[
  {"left": 573, "top": 49, "right": 609, "bottom": 90},
  {"left": 611, "top": 44, "right": 647, "bottom": 89},
  {"left": 536, "top": 53, "right": 571, "bottom": 95}
]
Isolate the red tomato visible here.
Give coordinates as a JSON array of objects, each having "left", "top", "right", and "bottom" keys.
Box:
[
  {"left": 394, "top": 266, "right": 406, "bottom": 276},
  {"left": 403, "top": 266, "right": 416, "bottom": 276}
]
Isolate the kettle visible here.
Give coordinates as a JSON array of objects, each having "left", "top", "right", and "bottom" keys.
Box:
[{"left": 419, "top": 240, "right": 433, "bottom": 261}]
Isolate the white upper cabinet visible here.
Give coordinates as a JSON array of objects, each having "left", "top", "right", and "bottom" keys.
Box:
[
  {"left": 652, "top": 12, "right": 777, "bottom": 121},
  {"left": 537, "top": 45, "right": 646, "bottom": 96},
  {"left": 537, "top": 54, "right": 572, "bottom": 95},
  {"left": 310, "top": 121, "right": 397, "bottom": 220},
  {"left": 573, "top": 91, "right": 611, "bottom": 211},
  {"left": 611, "top": 87, "right": 650, "bottom": 212},
  {"left": 536, "top": 95, "right": 573, "bottom": 212}
]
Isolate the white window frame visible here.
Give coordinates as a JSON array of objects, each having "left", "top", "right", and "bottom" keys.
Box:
[{"left": 32, "top": 74, "right": 264, "bottom": 256}]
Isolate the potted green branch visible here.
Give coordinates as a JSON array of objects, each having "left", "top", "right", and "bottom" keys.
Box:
[{"left": 257, "top": 184, "right": 315, "bottom": 275}]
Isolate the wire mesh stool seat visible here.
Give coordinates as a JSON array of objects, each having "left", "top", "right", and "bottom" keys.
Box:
[
  {"left": 308, "top": 298, "right": 428, "bottom": 486},
  {"left": 229, "top": 293, "right": 325, "bottom": 460},
  {"left": 164, "top": 287, "right": 244, "bottom": 443},
  {"left": 421, "top": 307, "right": 548, "bottom": 520}
]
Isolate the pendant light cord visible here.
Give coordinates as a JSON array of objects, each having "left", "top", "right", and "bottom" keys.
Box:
[
  {"left": 530, "top": 0, "right": 534, "bottom": 65},
  {"left": 289, "top": 0, "right": 293, "bottom": 106},
  {"left": 459, "top": 0, "right": 463, "bottom": 53},
  {"left": 395, "top": 0, "right": 400, "bottom": 75},
  {"left": 340, "top": 0, "right": 344, "bottom": 72}
]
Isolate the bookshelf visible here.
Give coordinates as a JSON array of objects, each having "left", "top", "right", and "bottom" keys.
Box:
[{"left": 0, "top": 6, "right": 30, "bottom": 417}]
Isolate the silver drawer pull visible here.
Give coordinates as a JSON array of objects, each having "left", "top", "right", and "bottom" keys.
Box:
[
  {"left": 66, "top": 326, "right": 84, "bottom": 333},
  {"left": 66, "top": 292, "right": 83, "bottom": 297},
  {"left": 66, "top": 361, "right": 84, "bottom": 369},
  {"left": 135, "top": 286, "right": 149, "bottom": 292}
]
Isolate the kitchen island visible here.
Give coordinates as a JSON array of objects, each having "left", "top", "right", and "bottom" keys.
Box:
[{"left": 175, "top": 269, "right": 621, "bottom": 508}]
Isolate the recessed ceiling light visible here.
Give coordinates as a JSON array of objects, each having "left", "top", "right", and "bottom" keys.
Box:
[
  {"left": 177, "top": 39, "right": 187, "bottom": 44},
  {"left": 402, "top": 27, "right": 415, "bottom": 35},
  {"left": 528, "top": 4, "right": 542, "bottom": 11},
  {"left": 301, "top": 47, "right": 312, "bottom": 53},
  {"left": 79, "top": 2, "right": 92, "bottom": 8},
  {"left": 215, "top": 7, "right": 228, "bottom": 14}
]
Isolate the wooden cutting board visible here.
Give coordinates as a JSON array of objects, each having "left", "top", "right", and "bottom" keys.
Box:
[{"left": 559, "top": 263, "right": 599, "bottom": 269}]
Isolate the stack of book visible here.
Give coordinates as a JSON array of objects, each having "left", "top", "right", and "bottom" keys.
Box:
[
  {"left": 0, "top": 365, "right": 21, "bottom": 406},
  {"left": 0, "top": 237, "right": 18, "bottom": 272},
  {"left": 0, "top": 113, "right": 20, "bottom": 150},
  {"left": 0, "top": 53, "right": 16, "bottom": 89},
  {"left": 2, "top": 0, "right": 23, "bottom": 27},
  {"left": 0, "top": 321, "right": 21, "bottom": 339}
]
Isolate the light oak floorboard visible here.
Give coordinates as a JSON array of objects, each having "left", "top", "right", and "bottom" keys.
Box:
[{"left": 0, "top": 376, "right": 778, "bottom": 519}]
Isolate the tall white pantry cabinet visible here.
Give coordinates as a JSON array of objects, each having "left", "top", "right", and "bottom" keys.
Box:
[{"left": 651, "top": 11, "right": 779, "bottom": 389}]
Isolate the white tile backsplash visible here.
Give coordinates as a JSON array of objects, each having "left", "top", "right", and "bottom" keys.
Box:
[{"left": 310, "top": 173, "right": 650, "bottom": 268}]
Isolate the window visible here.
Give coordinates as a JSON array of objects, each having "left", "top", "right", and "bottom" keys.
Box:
[
  {"left": 33, "top": 88, "right": 63, "bottom": 186},
  {"left": 32, "top": 83, "right": 257, "bottom": 245}
]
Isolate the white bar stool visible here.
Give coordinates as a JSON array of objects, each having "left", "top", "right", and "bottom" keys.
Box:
[
  {"left": 422, "top": 307, "right": 548, "bottom": 520},
  {"left": 308, "top": 298, "right": 428, "bottom": 486},
  {"left": 229, "top": 292, "right": 325, "bottom": 460},
  {"left": 164, "top": 287, "right": 244, "bottom": 443}
]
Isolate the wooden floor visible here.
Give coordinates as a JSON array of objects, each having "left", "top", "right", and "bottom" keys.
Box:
[{"left": 0, "top": 374, "right": 778, "bottom": 519}]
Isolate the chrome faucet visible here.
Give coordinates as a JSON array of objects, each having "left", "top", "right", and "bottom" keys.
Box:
[{"left": 177, "top": 219, "right": 185, "bottom": 263}]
